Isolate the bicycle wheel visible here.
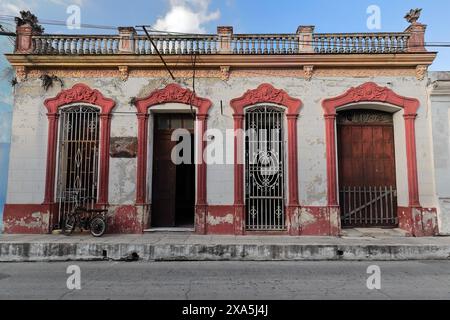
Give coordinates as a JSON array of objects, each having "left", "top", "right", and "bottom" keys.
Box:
[
  {"left": 63, "top": 214, "right": 77, "bottom": 235},
  {"left": 90, "top": 217, "right": 106, "bottom": 237}
]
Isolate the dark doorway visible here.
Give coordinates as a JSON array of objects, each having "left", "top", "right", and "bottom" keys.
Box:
[
  {"left": 151, "top": 114, "right": 195, "bottom": 228},
  {"left": 337, "top": 110, "right": 398, "bottom": 228}
]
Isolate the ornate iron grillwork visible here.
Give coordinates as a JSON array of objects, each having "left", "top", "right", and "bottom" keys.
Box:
[
  {"left": 56, "top": 105, "right": 100, "bottom": 227},
  {"left": 337, "top": 110, "right": 393, "bottom": 125},
  {"left": 245, "top": 105, "right": 285, "bottom": 231}
]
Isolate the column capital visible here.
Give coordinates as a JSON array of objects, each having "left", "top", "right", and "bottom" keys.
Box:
[
  {"left": 137, "top": 112, "right": 149, "bottom": 120},
  {"left": 196, "top": 114, "right": 208, "bottom": 121},
  {"left": 403, "top": 113, "right": 418, "bottom": 120},
  {"left": 324, "top": 114, "right": 337, "bottom": 120}
]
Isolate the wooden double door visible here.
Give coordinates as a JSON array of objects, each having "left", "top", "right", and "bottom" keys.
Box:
[
  {"left": 337, "top": 110, "right": 398, "bottom": 227},
  {"left": 151, "top": 114, "right": 195, "bottom": 228}
]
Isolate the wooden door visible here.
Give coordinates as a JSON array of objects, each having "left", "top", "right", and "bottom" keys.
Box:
[
  {"left": 151, "top": 114, "right": 195, "bottom": 228},
  {"left": 337, "top": 110, "right": 398, "bottom": 227},
  {"left": 152, "top": 128, "right": 177, "bottom": 227}
]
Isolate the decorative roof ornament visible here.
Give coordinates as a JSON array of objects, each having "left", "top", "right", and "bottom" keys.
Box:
[
  {"left": 404, "top": 8, "right": 422, "bottom": 24},
  {"left": 15, "top": 10, "right": 44, "bottom": 33}
]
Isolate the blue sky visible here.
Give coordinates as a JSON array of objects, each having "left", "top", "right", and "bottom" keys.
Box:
[{"left": 0, "top": 0, "right": 449, "bottom": 231}]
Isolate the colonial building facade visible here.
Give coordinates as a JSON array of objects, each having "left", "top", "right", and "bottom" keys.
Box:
[{"left": 3, "top": 11, "right": 448, "bottom": 236}]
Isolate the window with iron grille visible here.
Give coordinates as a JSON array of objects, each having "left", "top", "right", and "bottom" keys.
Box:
[
  {"left": 56, "top": 105, "right": 100, "bottom": 227},
  {"left": 245, "top": 105, "right": 286, "bottom": 231}
]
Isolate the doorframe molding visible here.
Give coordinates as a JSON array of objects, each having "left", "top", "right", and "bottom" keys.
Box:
[
  {"left": 134, "top": 83, "right": 212, "bottom": 234},
  {"left": 230, "top": 83, "right": 303, "bottom": 235},
  {"left": 322, "top": 82, "right": 421, "bottom": 233},
  {"left": 43, "top": 83, "right": 116, "bottom": 231}
]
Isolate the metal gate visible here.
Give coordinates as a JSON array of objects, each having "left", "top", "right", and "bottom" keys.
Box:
[
  {"left": 245, "top": 105, "right": 285, "bottom": 231},
  {"left": 340, "top": 186, "right": 398, "bottom": 226},
  {"left": 56, "top": 105, "right": 100, "bottom": 227}
]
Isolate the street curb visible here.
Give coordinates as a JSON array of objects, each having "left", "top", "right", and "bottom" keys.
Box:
[{"left": 1, "top": 242, "right": 450, "bottom": 262}]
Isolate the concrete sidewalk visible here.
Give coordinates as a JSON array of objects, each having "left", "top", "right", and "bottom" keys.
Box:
[{"left": 1, "top": 233, "right": 450, "bottom": 262}]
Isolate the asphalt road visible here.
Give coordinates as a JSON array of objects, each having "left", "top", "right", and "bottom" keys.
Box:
[{"left": 0, "top": 261, "right": 449, "bottom": 300}]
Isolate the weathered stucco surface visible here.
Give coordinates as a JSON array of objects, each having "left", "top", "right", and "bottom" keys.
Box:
[
  {"left": 4, "top": 73, "right": 441, "bottom": 234},
  {"left": 429, "top": 72, "right": 450, "bottom": 235}
]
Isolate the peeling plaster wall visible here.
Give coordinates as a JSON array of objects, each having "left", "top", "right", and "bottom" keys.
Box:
[
  {"left": 429, "top": 72, "right": 450, "bottom": 234},
  {"left": 6, "top": 75, "right": 436, "bottom": 217}
]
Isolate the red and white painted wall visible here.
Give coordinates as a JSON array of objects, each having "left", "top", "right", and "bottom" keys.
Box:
[{"left": 2, "top": 73, "right": 445, "bottom": 236}]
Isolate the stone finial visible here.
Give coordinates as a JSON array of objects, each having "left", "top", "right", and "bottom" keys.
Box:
[
  {"left": 404, "top": 9, "right": 427, "bottom": 53},
  {"left": 15, "top": 11, "right": 43, "bottom": 53},
  {"left": 404, "top": 8, "right": 422, "bottom": 24},
  {"left": 15, "top": 10, "right": 44, "bottom": 34}
]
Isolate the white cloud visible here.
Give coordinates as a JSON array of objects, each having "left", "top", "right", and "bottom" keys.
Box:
[{"left": 153, "top": 0, "right": 220, "bottom": 34}]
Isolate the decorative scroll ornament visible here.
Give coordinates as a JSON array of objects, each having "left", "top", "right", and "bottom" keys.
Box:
[
  {"left": 15, "top": 66, "right": 27, "bottom": 82},
  {"left": 337, "top": 110, "right": 393, "bottom": 125},
  {"left": 220, "top": 66, "right": 230, "bottom": 81},
  {"left": 148, "top": 84, "right": 195, "bottom": 105},
  {"left": 348, "top": 82, "right": 389, "bottom": 103},
  {"left": 304, "top": 65, "right": 314, "bottom": 81},
  {"left": 416, "top": 65, "right": 427, "bottom": 81},
  {"left": 44, "top": 83, "right": 116, "bottom": 115},
  {"left": 118, "top": 66, "right": 129, "bottom": 81},
  {"left": 58, "top": 85, "right": 101, "bottom": 105}
]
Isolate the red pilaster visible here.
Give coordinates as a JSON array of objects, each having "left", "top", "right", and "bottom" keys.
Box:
[
  {"left": 196, "top": 114, "right": 208, "bottom": 234},
  {"left": 324, "top": 114, "right": 338, "bottom": 206},
  {"left": 43, "top": 113, "right": 59, "bottom": 206},
  {"left": 287, "top": 114, "right": 300, "bottom": 235},
  {"left": 233, "top": 114, "right": 245, "bottom": 235},
  {"left": 404, "top": 114, "right": 420, "bottom": 207},
  {"left": 98, "top": 113, "right": 112, "bottom": 205}
]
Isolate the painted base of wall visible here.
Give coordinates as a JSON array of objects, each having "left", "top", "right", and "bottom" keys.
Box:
[
  {"left": 3, "top": 204, "right": 50, "bottom": 234},
  {"left": 2, "top": 204, "right": 439, "bottom": 237},
  {"left": 398, "top": 207, "right": 439, "bottom": 237}
]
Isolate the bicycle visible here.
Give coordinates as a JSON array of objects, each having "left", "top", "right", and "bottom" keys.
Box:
[{"left": 62, "top": 197, "right": 108, "bottom": 237}]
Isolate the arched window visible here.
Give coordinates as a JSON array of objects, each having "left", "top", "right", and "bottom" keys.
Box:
[
  {"left": 245, "top": 105, "right": 286, "bottom": 230},
  {"left": 56, "top": 105, "right": 100, "bottom": 224}
]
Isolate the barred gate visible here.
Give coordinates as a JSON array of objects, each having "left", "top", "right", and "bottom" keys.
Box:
[
  {"left": 340, "top": 186, "right": 398, "bottom": 227},
  {"left": 56, "top": 105, "right": 100, "bottom": 227},
  {"left": 245, "top": 105, "right": 286, "bottom": 231}
]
